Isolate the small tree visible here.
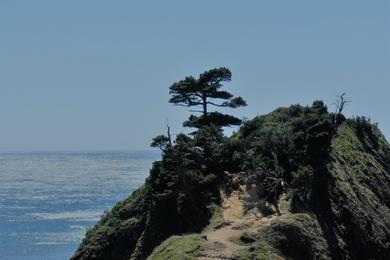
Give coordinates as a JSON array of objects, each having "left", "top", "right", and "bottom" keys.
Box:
[
  {"left": 333, "top": 92, "right": 350, "bottom": 126},
  {"left": 150, "top": 124, "right": 172, "bottom": 151},
  {"left": 169, "top": 67, "right": 247, "bottom": 128},
  {"left": 150, "top": 135, "right": 170, "bottom": 151}
]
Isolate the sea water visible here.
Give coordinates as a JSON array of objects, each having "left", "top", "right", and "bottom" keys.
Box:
[{"left": 0, "top": 151, "right": 156, "bottom": 260}]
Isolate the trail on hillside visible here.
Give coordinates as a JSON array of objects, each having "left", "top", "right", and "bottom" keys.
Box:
[{"left": 198, "top": 187, "right": 279, "bottom": 260}]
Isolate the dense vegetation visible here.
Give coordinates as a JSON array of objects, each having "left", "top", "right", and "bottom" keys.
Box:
[{"left": 72, "top": 68, "right": 390, "bottom": 259}]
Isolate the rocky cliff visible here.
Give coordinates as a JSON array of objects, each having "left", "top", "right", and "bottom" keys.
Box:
[{"left": 72, "top": 102, "right": 390, "bottom": 260}]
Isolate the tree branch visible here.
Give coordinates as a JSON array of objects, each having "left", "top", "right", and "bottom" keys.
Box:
[{"left": 206, "top": 101, "right": 226, "bottom": 107}]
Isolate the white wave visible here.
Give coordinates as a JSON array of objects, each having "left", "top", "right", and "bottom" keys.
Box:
[
  {"left": 30, "top": 210, "right": 102, "bottom": 221},
  {"left": 15, "top": 194, "right": 51, "bottom": 200},
  {"left": 34, "top": 241, "right": 68, "bottom": 245},
  {"left": 32, "top": 227, "right": 88, "bottom": 245}
]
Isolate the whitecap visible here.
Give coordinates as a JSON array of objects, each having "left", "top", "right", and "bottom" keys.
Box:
[
  {"left": 34, "top": 241, "right": 68, "bottom": 245},
  {"left": 30, "top": 210, "right": 103, "bottom": 221}
]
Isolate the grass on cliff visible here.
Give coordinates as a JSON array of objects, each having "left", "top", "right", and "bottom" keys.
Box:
[
  {"left": 147, "top": 204, "right": 222, "bottom": 259},
  {"left": 331, "top": 123, "right": 386, "bottom": 205},
  {"left": 147, "top": 234, "right": 204, "bottom": 260}
]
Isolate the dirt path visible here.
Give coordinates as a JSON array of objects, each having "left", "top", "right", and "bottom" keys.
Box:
[{"left": 198, "top": 189, "right": 277, "bottom": 260}]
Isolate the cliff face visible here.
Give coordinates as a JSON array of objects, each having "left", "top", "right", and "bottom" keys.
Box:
[
  {"left": 72, "top": 103, "right": 390, "bottom": 260},
  {"left": 215, "top": 122, "right": 390, "bottom": 260},
  {"left": 311, "top": 123, "right": 390, "bottom": 259}
]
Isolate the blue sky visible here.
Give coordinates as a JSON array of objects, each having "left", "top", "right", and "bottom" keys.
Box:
[{"left": 0, "top": 0, "right": 389, "bottom": 151}]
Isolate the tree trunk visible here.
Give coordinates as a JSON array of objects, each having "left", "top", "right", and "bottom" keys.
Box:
[
  {"left": 202, "top": 94, "right": 209, "bottom": 125},
  {"left": 202, "top": 95, "right": 207, "bottom": 116}
]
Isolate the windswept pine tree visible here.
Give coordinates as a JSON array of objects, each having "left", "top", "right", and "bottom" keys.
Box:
[{"left": 169, "top": 67, "right": 247, "bottom": 128}]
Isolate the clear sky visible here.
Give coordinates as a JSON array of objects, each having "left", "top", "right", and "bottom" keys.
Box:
[{"left": 1, "top": 0, "right": 389, "bottom": 151}]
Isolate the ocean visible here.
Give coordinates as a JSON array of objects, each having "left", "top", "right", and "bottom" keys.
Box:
[{"left": 0, "top": 151, "right": 156, "bottom": 260}]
